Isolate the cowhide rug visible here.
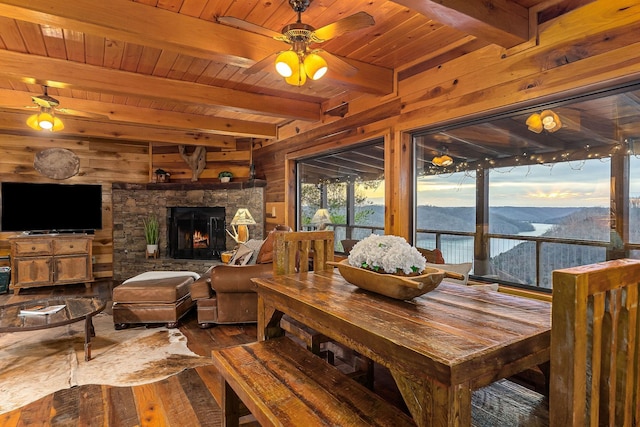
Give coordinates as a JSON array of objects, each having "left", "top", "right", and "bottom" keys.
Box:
[{"left": 0, "top": 313, "right": 211, "bottom": 414}]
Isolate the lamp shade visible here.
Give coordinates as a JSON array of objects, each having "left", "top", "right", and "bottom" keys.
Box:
[
  {"left": 304, "top": 53, "right": 328, "bottom": 80},
  {"left": 26, "top": 110, "right": 64, "bottom": 132},
  {"left": 310, "top": 208, "right": 332, "bottom": 230},
  {"left": 285, "top": 61, "right": 307, "bottom": 86},
  {"left": 230, "top": 208, "right": 256, "bottom": 225},
  {"left": 540, "top": 110, "right": 562, "bottom": 132},
  {"left": 37, "top": 111, "right": 54, "bottom": 130},
  {"left": 275, "top": 50, "right": 299, "bottom": 78},
  {"left": 526, "top": 113, "right": 543, "bottom": 133}
]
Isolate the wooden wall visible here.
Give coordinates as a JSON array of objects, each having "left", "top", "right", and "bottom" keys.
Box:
[
  {"left": 0, "top": 135, "right": 149, "bottom": 278},
  {"left": 0, "top": 135, "right": 255, "bottom": 279},
  {"left": 255, "top": 1, "right": 640, "bottom": 240}
]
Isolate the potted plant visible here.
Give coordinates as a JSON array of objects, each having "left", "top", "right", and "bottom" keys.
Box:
[
  {"left": 143, "top": 214, "right": 160, "bottom": 255},
  {"left": 218, "top": 171, "right": 233, "bottom": 183}
]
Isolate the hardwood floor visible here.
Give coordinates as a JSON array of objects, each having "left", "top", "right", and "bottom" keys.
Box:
[{"left": 0, "top": 280, "right": 548, "bottom": 426}]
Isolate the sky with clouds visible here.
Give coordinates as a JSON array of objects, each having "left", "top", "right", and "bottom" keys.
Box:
[{"left": 364, "top": 157, "right": 640, "bottom": 207}]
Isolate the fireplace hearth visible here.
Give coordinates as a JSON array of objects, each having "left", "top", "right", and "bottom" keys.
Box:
[{"left": 168, "top": 207, "right": 226, "bottom": 259}]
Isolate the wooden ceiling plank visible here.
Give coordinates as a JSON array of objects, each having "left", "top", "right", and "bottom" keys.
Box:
[
  {"left": 0, "top": 0, "right": 392, "bottom": 95},
  {"left": 63, "top": 28, "right": 86, "bottom": 63},
  {"left": 0, "top": 16, "right": 27, "bottom": 52},
  {"left": 0, "top": 49, "right": 320, "bottom": 121},
  {"left": 16, "top": 21, "right": 47, "bottom": 55},
  {"left": 390, "top": 0, "right": 530, "bottom": 48},
  {"left": 121, "top": 42, "right": 144, "bottom": 72},
  {"left": 84, "top": 33, "right": 105, "bottom": 66},
  {"left": 178, "top": 0, "right": 208, "bottom": 17}
]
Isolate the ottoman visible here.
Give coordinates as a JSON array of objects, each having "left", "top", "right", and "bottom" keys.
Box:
[{"left": 112, "top": 271, "right": 199, "bottom": 329}]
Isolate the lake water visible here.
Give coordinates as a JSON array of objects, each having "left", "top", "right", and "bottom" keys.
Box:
[{"left": 417, "top": 223, "right": 554, "bottom": 264}]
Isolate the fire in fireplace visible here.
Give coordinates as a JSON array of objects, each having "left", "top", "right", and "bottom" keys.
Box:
[{"left": 168, "top": 207, "right": 226, "bottom": 259}]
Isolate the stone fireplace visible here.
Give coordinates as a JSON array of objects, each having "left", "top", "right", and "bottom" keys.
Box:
[{"left": 112, "top": 180, "right": 265, "bottom": 281}]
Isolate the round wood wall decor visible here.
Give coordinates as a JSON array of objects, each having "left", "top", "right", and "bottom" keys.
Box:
[{"left": 33, "top": 148, "right": 80, "bottom": 180}]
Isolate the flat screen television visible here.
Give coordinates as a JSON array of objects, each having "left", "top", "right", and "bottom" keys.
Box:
[{"left": 1, "top": 182, "right": 102, "bottom": 233}]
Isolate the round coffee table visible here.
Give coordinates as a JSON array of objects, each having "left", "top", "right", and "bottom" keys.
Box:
[{"left": 0, "top": 297, "right": 106, "bottom": 361}]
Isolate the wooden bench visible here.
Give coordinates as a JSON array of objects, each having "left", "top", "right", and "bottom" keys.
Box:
[{"left": 211, "top": 336, "right": 415, "bottom": 427}]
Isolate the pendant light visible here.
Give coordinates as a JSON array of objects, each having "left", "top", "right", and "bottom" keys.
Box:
[{"left": 26, "top": 107, "right": 64, "bottom": 132}]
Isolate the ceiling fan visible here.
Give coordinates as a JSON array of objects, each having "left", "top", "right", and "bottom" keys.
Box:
[
  {"left": 7, "top": 86, "right": 109, "bottom": 132},
  {"left": 218, "top": 0, "right": 375, "bottom": 86}
]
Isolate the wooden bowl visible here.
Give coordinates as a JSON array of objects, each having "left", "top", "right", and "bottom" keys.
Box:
[{"left": 327, "top": 259, "right": 445, "bottom": 300}]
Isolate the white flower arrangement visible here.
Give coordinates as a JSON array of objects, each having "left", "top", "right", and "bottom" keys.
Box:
[{"left": 347, "top": 234, "right": 426, "bottom": 275}]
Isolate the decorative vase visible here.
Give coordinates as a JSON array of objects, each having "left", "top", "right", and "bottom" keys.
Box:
[
  {"left": 220, "top": 177, "right": 231, "bottom": 183},
  {"left": 327, "top": 259, "right": 445, "bottom": 300},
  {"left": 146, "top": 244, "right": 159, "bottom": 254}
]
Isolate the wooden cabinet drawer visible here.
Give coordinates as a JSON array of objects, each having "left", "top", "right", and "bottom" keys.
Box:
[
  {"left": 13, "top": 257, "right": 52, "bottom": 285},
  {"left": 53, "top": 238, "right": 90, "bottom": 255},
  {"left": 55, "top": 255, "right": 90, "bottom": 283},
  {"left": 12, "top": 240, "right": 53, "bottom": 256}
]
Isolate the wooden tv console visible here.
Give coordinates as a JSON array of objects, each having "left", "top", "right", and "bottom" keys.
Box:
[{"left": 9, "top": 234, "right": 94, "bottom": 294}]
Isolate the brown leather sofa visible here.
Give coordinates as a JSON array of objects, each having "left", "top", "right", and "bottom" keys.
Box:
[{"left": 190, "top": 225, "right": 290, "bottom": 328}]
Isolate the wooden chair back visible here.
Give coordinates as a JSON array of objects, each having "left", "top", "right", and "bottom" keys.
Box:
[
  {"left": 550, "top": 258, "right": 640, "bottom": 427},
  {"left": 273, "top": 230, "right": 335, "bottom": 275}
]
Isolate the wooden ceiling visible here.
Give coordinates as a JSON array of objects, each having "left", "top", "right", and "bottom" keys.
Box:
[{"left": 0, "top": 0, "right": 592, "bottom": 151}]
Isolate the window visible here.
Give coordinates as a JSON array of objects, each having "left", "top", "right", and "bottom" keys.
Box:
[
  {"left": 488, "top": 162, "right": 609, "bottom": 287},
  {"left": 297, "top": 139, "right": 385, "bottom": 251},
  {"left": 414, "top": 165, "right": 476, "bottom": 264},
  {"left": 413, "top": 83, "right": 640, "bottom": 290}
]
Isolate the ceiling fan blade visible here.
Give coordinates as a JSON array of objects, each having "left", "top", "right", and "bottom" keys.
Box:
[
  {"left": 320, "top": 50, "right": 358, "bottom": 77},
  {"left": 312, "top": 12, "right": 375, "bottom": 42},
  {"left": 56, "top": 108, "right": 110, "bottom": 119},
  {"left": 217, "top": 16, "right": 282, "bottom": 39},
  {"left": 244, "top": 51, "right": 279, "bottom": 75},
  {"left": 31, "top": 96, "right": 52, "bottom": 108}
]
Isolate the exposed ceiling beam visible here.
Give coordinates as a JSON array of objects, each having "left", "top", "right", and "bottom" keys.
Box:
[
  {"left": 391, "top": 0, "right": 530, "bottom": 48},
  {"left": 0, "top": 110, "right": 239, "bottom": 147},
  {"left": 0, "top": 50, "right": 320, "bottom": 121},
  {"left": 0, "top": 89, "right": 277, "bottom": 138},
  {"left": 0, "top": 0, "right": 393, "bottom": 96}
]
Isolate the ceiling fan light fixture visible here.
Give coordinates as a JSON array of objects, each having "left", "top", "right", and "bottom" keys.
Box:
[
  {"left": 275, "top": 50, "right": 299, "bottom": 77},
  {"left": 526, "top": 113, "right": 543, "bottom": 133},
  {"left": 26, "top": 107, "right": 64, "bottom": 132},
  {"left": 37, "top": 111, "right": 55, "bottom": 130},
  {"left": 52, "top": 116, "right": 65, "bottom": 131},
  {"left": 304, "top": 53, "right": 328, "bottom": 80},
  {"left": 540, "top": 110, "right": 562, "bottom": 132},
  {"left": 285, "top": 61, "right": 307, "bottom": 86},
  {"left": 432, "top": 155, "right": 453, "bottom": 167}
]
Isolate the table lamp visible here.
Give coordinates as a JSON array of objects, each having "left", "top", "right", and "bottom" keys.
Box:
[
  {"left": 310, "top": 208, "right": 332, "bottom": 230},
  {"left": 227, "top": 208, "right": 256, "bottom": 243}
]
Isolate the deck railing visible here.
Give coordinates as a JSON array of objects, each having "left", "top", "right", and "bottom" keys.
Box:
[
  {"left": 417, "top": 229, "right": 610, "bottom": 289},
  {"left": 306, "top": 224, "right": 619, "bottom": 289}
]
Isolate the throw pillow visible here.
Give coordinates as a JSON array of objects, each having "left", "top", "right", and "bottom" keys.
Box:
[
  {"left": 241, "top": 238, "right": 265, "bottom": 265},
  {"left": 229, "top": 245, "right": 253, "bottom": 266},
  {"left": 426, "top": 262, "right": 472, "bottom": 285},
  {"left": 256, "top": 230, "right": 277, "bottom": 264}
]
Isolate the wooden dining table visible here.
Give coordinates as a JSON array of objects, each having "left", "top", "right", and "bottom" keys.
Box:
[{"left": 253, "top": 269, "right": 552, "bottom": 427}]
